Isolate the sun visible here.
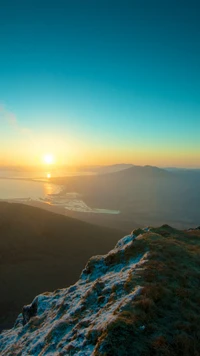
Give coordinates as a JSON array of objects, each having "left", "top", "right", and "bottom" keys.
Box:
[{"left": 43, "top": 154, "right": 54, "bottom": 165}]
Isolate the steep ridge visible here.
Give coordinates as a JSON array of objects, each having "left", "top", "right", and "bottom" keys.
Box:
[
  {"left": 0, "top": 225, "right": 200, "bottom": 355},
  {"left": 0, "top": 202, "right": 125, "bottom": 331}
]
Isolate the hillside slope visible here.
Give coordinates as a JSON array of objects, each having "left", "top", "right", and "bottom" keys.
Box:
[
  {"left": 1, "top": 225, "right": 200, "bottom": 355},
  {"left": 51, "top": 166, "right": 200, "bottom": 230},
  {"left": 0, "top": 202, "right": 125, "bottom": 331}
]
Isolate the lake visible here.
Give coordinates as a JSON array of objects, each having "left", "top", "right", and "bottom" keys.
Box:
[
  {"left": 0, "top": 178, "right": 120, "bottom": 215},
  {"left": 0, "top": 178, "right": 61, "bottom": 200}
]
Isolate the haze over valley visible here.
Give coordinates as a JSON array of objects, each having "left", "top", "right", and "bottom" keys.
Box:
[{"left": 1, "top": 164, "right": 199, "bottom": 232}]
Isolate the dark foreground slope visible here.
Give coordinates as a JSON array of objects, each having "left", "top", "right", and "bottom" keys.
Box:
[
  {"left": 0, "top": 202, "right": 125, "bottom": 331},
  {"left": 1, "top": 225, "right": 200, "bottom": 355}
]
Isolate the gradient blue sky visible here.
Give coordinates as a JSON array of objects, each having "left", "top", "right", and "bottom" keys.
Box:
[{"left": 0, "top": 0, "right": 199, "bottom": 167}]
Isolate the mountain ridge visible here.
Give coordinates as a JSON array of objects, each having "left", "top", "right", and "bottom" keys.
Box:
[
  {"left": 1, "top": 224, "right": 200, "bottom": 355},
  {"left": 0, "top": 202, "right": 125, "bottom": 331}
]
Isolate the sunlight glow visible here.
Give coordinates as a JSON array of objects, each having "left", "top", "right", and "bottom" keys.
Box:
[
  {"left": 47, "top": 173, "right": 51, "bottom": 179},
  {"left": 43, "top": 154, "right": 54, "bottom": 165}
]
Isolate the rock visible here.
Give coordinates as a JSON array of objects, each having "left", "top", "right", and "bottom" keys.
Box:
[
  {"left": 22, "top": 298, "right": 38, "bottom": 325},
  {"left": 1, "top": 225, "right": 200, "bottom": 355},
  {"left": 14, "top": 313, "right": 23, "bottom": 328}
]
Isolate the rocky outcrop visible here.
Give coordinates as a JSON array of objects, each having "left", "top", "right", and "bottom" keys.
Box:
[
  {"left": 0, "top": 225, "right": 200, "bottom": 355},
  {"left": 22, "top": 298, "right": 38, "bottom": 326}
]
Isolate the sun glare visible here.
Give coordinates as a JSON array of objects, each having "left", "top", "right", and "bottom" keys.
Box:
[
  {"left": 43, "top": 154, "right": 54, "bottom": 165},
  {"left": 47, "top": 173, "right": 51, "bottom": 179}
]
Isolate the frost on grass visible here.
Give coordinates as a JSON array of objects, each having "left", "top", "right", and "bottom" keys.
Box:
[
  {"left": 0, "top": 230, "right": 149, "bottom": 355},
  {"left": 1, "top": 225, "right": 200, "bottom": 355}
]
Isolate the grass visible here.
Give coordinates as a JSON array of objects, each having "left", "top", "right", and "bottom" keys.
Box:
[{"left": 94, "top": 226, "right": 200, "bottom": 356}]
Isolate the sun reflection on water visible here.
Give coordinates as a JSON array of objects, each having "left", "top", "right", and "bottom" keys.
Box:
[{"left": 44, "top": 182, "right": 54, "bottom": 197}]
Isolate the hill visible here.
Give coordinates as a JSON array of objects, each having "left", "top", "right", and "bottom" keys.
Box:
[
  {"left": 50, "top": 165, "right": 200, "bottom": 231},
  {"left": 0, "top": 225, "right": 200, "bottom": 355},
  {"left": 0, "top": 202, "right": 125, "bottom": 331}
]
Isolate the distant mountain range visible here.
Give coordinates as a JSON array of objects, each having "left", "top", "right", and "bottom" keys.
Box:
[
  {"left": 1, "top": 224, "right": 200, "bottom": 355},
  {"left": 0, "top": 202, "right": 124, "bottom": 331},
  {"left": 0, "top": 163, "right": 134, "bottom": 175},
  {"left": 1, "top": 163, "right": 199, "bottom": 175},
  {"left": 3, "top": 164, "right": 197, "bottom": 233},
  {"left": 51, "top": 165, "right": 200, "bottom": 231},
  {"left": 90, "top": 163, "right": 134, "bottom": 174}
]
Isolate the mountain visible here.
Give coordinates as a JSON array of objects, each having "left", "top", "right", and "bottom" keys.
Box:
[
  {"left": 0, "top": 202, "right": 125, "bottom": 331},
  {"left": 51, "top": 165, "right": 200, "bottom": 231},
  {"left": 95, "top": 164, "right": 134, "bottom": 174},
  {"left": 1, "top": 225, "right": 200, "bottom": 355}
]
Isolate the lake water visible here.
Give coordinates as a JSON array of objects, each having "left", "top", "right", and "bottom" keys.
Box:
[
  {"left": 0, "top": 178, "right": 120, "bottom": 215},
  {"left": 0, "top": 179, "right": 61, "bottom": 200}
]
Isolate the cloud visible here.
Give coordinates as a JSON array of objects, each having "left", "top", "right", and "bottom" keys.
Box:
[{"left": 0, "top": 104, "right": 31, "bottom": 134}]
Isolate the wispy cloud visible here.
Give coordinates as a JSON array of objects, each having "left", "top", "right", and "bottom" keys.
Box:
[{"left": 0, "top": 104, "right": 31, "bottom": 134}]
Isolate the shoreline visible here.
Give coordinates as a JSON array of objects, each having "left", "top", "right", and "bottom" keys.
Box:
[{"left": 0, "top": 177, "right": 120, "bottom": 216}]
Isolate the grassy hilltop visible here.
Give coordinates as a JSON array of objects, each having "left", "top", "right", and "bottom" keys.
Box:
[{"left": 0, "top": 224, "right": 200, "bottom": 355}]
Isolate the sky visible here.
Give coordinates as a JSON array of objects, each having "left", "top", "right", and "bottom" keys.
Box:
[{"left": 0, "top": 0, "right": 200, "bottom": 168}]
